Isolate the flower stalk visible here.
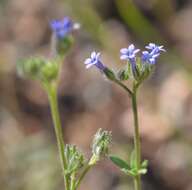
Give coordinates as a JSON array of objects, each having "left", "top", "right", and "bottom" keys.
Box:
[
  {"left": 131, "top": 84, "right": 141, "bottom": 190},
  {"left": 46, "top": 83, "right": 70, "bottom": 190}
]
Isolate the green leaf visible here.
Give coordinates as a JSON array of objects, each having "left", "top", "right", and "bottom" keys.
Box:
[
  {"left": 110, "top": 155, "right": 129, "bottom": 169},
  {"left": 141, "top": 160, "right": 148, "bottom": 169}
]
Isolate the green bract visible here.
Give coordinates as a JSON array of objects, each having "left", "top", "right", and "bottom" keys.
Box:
[{"left": 53, "top": 35, "right": 74, "bottom": 57}]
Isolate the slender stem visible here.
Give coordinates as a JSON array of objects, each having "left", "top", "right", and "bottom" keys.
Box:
[
  {"left": 111, "top": 79, "right": 141, "bottom": 189},
  {"left": 47, "top": 84, "right": 70, "bottom": 190},
  {"left": 131, "top": 86, "right": 141, "bottom": 190},
  {"left": 75, "top": 164, "right": 92, "bottom": 189},
  {"left": 70, "top": 173, "right": 76, "bottom": 190},
  {"left": 134, "top": 176, "right": 141, "bottom": 190},
  {"left": 114, "top": 79, "right": 132, "bottom": 96}
]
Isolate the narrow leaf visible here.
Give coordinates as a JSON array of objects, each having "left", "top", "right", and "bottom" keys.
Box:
[{"left": 110, "top": 155, "right": 129, "bottom": 169}]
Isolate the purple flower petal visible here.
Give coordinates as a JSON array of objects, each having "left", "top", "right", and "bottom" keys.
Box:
[
  {"left": 84, "top": 51, "right": 106, "bottom": 72},
  {"left": 91, "top": 51, "right": 96, "bottom": 59},
  {"left": 128, "top": 44, "right": 135, "bottom": 51},
  {"left": 120, "top": 55, "right": 129, "bottom": 60},
  {"left": 84, "top": 58, "right": 92, "bottom": 65},
  {"left": 133, "top": 49, "right": 140, "bottom": 54},
  {"left": 50, "top": 17, "right": 76, "bottom": 39},
  {"left": 86, "top": 64, "right": 93, "bottom": 69},
  {"left": 120, "top": 48, "right": 129, "bottom": 54}
]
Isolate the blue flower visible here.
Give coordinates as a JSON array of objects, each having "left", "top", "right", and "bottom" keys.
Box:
[
  {"left": 142, "top": 43, "right": 165, "bottom": 64},
  {"left": 145, "top": 43, "right": 165, "bottom": 53},
  {"left": 120, "top": 44, "right": 140, "bottom": 64},
  {"left": 84, "top": 51, "right": 106, "bottom": 71},
  {"left": 120, "top": 44, "right": 140, "bottom": 75},
  {"left": 50, "top": 17, "right": 79, "bottom": 39}
]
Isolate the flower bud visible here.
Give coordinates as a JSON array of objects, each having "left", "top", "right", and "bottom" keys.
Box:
[
  {"left": 89, "top": 128, "right": 112, "bottom": 165},
  {"left": 17, "top": 57, "right": 59, "bottom": 84},
  {"left": 65, "top": 144, "right": 85, "bottom": 175},
  {"left": 17, "top": 57, "right": 46, "bottom": 79},
  {"left": 50, "top": 17, "right": 77, "bottom": 57},
  {"left": 41, "top": 61, "right": 59, "bottom": 83},
  {"left": 117, "top": 67, "right": 129, "bottom": 81}
]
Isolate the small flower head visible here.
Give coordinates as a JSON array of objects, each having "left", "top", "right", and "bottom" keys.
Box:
[
  {"left": 142, "top": 43, "right": 166, "bottom": 64},
  {"left": 89, "top": 128, "right": 112, "bottom": 165},
  {"left": 50, "top": 17, "right": 76, "bottom": 39},
  {"left": 120, "top": 44, "right": 140, "bottom": 80},
  {"left": 17, "top": 57, "right": 46, "bottom": 79},
  {"left": 120, "top": 44, "right": 140, "bottom": 65},
  {"left": 17, "top": 57, "right": 59, "bottom": 83},
  {"left": 84, "top": 51, "right": 106, "bottom": 71},
  {"left": 145, "top": 43, "right": 166, "bottom": 53}
]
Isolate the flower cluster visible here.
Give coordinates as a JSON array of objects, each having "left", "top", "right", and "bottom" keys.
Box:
[
  {"left": 50, "top": 17, "right": 80, "bottom": 39},
  {"left": 17, "top": 57, "right": 59, "bottom": 83},
  {"left": 120, "top": 44, "right": 140, "bottom": 71},
  {"left": 89, "top": 128, "right": 112, "bottom": 165},
  {"left": 50, "top": 17, "right": 80, "bottom": 56},
  {"left": 84, "top": 43, "right": 165, "bottom": 83},
  {"left": 142, "top": 43, "right": 165, "bottom": 64},
  {"left": 64, "top": 144, "right": 85, "bottom": 175}
]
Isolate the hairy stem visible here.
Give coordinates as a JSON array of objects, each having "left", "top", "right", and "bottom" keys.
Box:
[
  {"left": 131, "top": 86, "right": 141, "bottom": 190},
  {"left": 47, "top": 83, "right": 70, "bottom": 190}
]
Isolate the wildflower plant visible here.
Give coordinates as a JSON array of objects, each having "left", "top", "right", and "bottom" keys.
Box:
[
  {"left": 84, "top": 43, "right": 165, "bottom": 190},
  {"left": 17, "top": 17, "right": 111, "bottom": 190}
]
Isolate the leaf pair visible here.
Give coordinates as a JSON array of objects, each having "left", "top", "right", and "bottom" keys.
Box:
[{"left": 109, "top": 154, "right": 148, "bottom": 178}]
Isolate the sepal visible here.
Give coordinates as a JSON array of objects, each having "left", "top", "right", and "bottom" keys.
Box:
[
  {"left": 117, "top": 67, "right": 129, "bottom": 81},
  {"left": 134, "top": 58, "right": 153, "bottom": 83},
  {"left": 41, "top": 61, "right": 59, "bottom": 83},
  {"left": 103, "top": 68, "right": 117, "bottom": 81},
  {"left": 57, "top": 36, "right": 73, "bottom": 56}
]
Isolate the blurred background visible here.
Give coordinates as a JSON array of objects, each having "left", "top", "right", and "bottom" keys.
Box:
[{"left": 0, "top": 0, "right": 192, "bottom": 190}]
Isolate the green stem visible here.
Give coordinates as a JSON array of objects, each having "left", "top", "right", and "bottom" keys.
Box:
[
  {"left": 131, "top": 86, "right": 141, "bottom": 190},
  {"left": 70, "top": 173, "right": 76, "bottom": 190},
  {"left": 47, "top": 83, "right": 70, "bottom": 190},
  {"left": 112, "top": 79, "right": 141, "bottom": 189},
  {"left": 75, "top": 164, "right": 92, "bottom": 189},
  {"left": 114, "top": 79, "right": 132, "bottom": 96}
]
